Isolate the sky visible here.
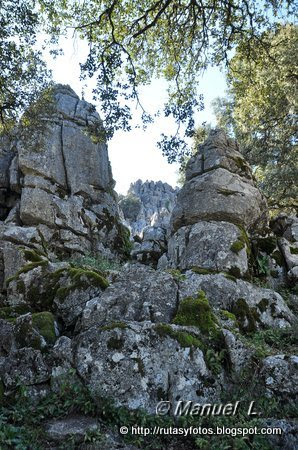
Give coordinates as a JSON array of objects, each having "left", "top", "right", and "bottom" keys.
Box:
[{"left": 44, "top": 35, "right": 227, "bottom": 194}]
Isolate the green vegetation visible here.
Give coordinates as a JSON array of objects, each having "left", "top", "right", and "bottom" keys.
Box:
[
  {"left": 213, "top": 24, "right": 297, "bottom": 211},
  {"left": 56, "top": 267, "right": 109, "bottom": 301},
  {"left": 220, "top": 310, "right": 237, "bottom": 322},
  {"left": 155, "top": 324, "right": 204, "bottom": 350},
  {"left": 37, "top": 0, "right": 294, "bottom": 165},
  {"left": 191, "top": 267, "right": 215, "bottom": 275},
  {"left": 242, "top": 322, "right": 298, "bottom": 358},
  {"left": 68, "top": 253, "right": 122, "bottom": 272},
  {"left": 119, "top": 194, "right": 142, "bottom": 221},
  {"left": 101, "top": 322, "right": 128, "bottom": 331},
  {"left": 173, "top": 291, "right": 218, "bottom": 334},
  {"left": 31, "top": 312, "right": 56, "bottom": 345},
  {"left": 230, "top": 240, "right": 245, "bottom": 253},
  {"left": 232, "top": 298, "right": 260, "bottom": 333},
  {"left": 166, "top": 268, "right": 186, "bottom": 282}
]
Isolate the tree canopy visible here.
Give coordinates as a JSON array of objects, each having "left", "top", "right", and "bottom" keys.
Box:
[
  {"left": 0, "top": 0, "right": 50, "bottom": 132},
  {"left": 213, "top": 24, "right": 297, "bottom": 211},
  {"left": 40, "top": 0, "right": 296, "bottom": 163}
]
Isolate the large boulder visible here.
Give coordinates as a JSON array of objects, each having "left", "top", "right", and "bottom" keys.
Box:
[
  {"left": 179, "top": 272, "right": 294, "bottom": 331},
  {"left": 162, "top": 129, "right": 268, "bottom": 275},
  {"left": 78, "top": 264, "right": 178, "bottom": 331},
  {"left": 73, "top": 321, "right": 221, "bottom": 413},
  {"left": 166, "top": 221, "right": 249, "bottom": 275},
  {"left": 171, "top": 130, "right": 268, "bottom": 233}
]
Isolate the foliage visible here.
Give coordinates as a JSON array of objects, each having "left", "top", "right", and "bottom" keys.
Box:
[
  {"left": 173, "top": 290, "right": 218, "bottom": 334},
  {"left": 119, "top": 193, "right": 142, "bottom": 222},
  {"left": 39, "top": 0, "right": 295, "bottom": 163},
  {"left": 69, "top": 253, "right": 122, "bottom": 272},
  {"left": 0, "top": 0, "right": 50, "bottom": 132},
  {"left": 213, "top": 24, "right": 298, "bottom": 211}
]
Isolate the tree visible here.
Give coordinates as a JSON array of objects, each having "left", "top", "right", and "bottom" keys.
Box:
[
  {"left": 0, "top": 0, "right": 50, "bottom": 133},
  {"left": 213, "top": 24, "right": 297, "bottom": 211},
  {"left": 41, "top": 0, "right": 295, "bottom": 163}
]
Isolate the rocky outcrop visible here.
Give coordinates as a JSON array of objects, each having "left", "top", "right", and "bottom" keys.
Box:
[
  {"left": 120, "top": 179, "right": 178, "bottom": 236},
  {"left": 0, "top": 85, "right": 130, "bottom": 290},
  {"left": 270, "top": 214, "right": 298, "bottom": 283},
  {"left": 161, "top": 129, "right": 268, "bottom": 275},
  {"left": 0, "top": 117, "right": 297, "bottom": 449},
  {"left": 119, "top": 180, "right": 178, "bottom": 267}
]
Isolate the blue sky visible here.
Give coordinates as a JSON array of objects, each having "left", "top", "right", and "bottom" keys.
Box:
[{"left": 44, "top": 35, "right": 227, "bottom": 194}]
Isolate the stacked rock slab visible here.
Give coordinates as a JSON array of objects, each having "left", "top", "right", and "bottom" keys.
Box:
[
  {"left": 0, "top": 85, "right": 128, "bottom": 287},
  {"left": 161, "top": 129, "right": 268, "bottom": 275}
]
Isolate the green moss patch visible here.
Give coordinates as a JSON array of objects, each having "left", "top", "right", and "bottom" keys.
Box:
[
  {"left": 56, "top": 267, "right": 109, "bottom": 301},
  {"left": 154, "top": 324, "right": 204, "bottom": 349},
  {"left": 101, "top": 322, "right": 128, "bottom": 331},
  {"left": 290, "top": 246, "right": 298, "bottom": 255},
  {"left": 220, "top": 310, "right": 237, "bottom": 322},
  {"left": 173, "top": 290, "right": 218, "bottom": 334},
  {"left": 191, "top": 267, "right": 216, "bottom": 275},
  {"left": 232, "top": 298, "right": 260, "bottom": 333},
  {"left": 32, "top": 312, "right": 56, "bottom": 345},
  {"left": 230, "top": 240, "right": 245, "bottom": 253},
  {"left": 6, "top": 260, "right": 49, "bottom": 284},
  {"left": 0, "top": 305, "right": 32, "bottom": 320}
]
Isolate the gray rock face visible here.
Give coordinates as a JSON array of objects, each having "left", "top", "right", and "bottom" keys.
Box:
[
  {"left": 73, "top": 321, "right": 221, "bottom": 413},
  {"left": 179, "top": 272, "right": 294, "bottom": 330},
  {"left": 261, "top": 355, "right": 298, "bottom": 404},
  {"left": 162, "top": 129, "right": 268, "bottom": 274},
  {"left": 79, "top": 264, "right": 178, "bottom": 331},
  {"left": 120, "top": 179, "right": 178, "bottom": 237},
  {"left": 271, "top": 215, "right": 298, "bottom": 283},
  {"left": 0, "top": 347, "right": 49, "bottom": 389},
  {"left": 171, "top": 130, "right": 268, "bottom": 233},
  {"left": 45, "top": 416, "right": 99, "bottom": 442},
  {"left": 0, "top": 85, "right": 128, "bottom": 289},
  {"left": 166, "top": 221, "right": 248, "bottom": 275}
]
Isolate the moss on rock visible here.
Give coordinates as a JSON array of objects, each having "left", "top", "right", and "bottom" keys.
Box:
[
  {"left": 232, "top": 298, "right": 260, "bottom": 333},
  {"left": 191, "top": 267, "right": 216, "bottom": 275},
  {"left": 32, "top": 312, "right": 56, "bottom": 345},
  {"left": 154, "top": 324, "right": 204, "bottom": 349},
  {"left": 173, "top": 291, "right": 218, "bottom": 334},
  {"left": 230, "top": 240, "right": 245, "bottom": 253},
  {"left": 101, "top": 322, "right": 128, "bottom": 331}
]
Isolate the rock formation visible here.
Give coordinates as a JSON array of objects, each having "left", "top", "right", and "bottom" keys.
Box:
[
  {"left": 0, "top": 85, "right": 130, "bottom": 293},
  {"left": 120, "top": 179, "right": 178, "bottom": 236},
  {"left": 119, "top": 180, "right": 178, "bottom": 266},
  {"left": 0, "top": 103, "right": 297, "bottom": 449}
]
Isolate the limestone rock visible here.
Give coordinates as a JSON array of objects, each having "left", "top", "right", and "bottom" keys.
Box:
[
  {"left": 79, "top": 264, "right": 178, "bottom": 331},
  {"left": 171, "top": 167, "right": 267, "bottom": 233},
  {"left": 166, "top": 221, "right": 248, "bottom": 275},
  {"left": 179, "top": 272, "right": 294, "bottom": 331},
  {"left": 222, "top": 329, "right": 253, "bottom": 373},
  {"left": 45, "top": 415, "right": 99, "bottom": 442},
  {"left": 73, "top": 321, "right": 221, "bottom": 413},
  {"left": 0, "top": 84, "right": 128, "bottom": 285},
  {"left": 170, "top": 130, "right": 268, "bottom": 235},
  {"left": 0, "top": 347, "right": 49, "bottom": 389},
  {"left": 261, "top": 355, "right": 298, "bottom": 405},
  {"left": 0, "top": 319, "right": 16, "bottom": 356},
  {"left": 120, "top": 179, "right": 178, "bottom": 236}
]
